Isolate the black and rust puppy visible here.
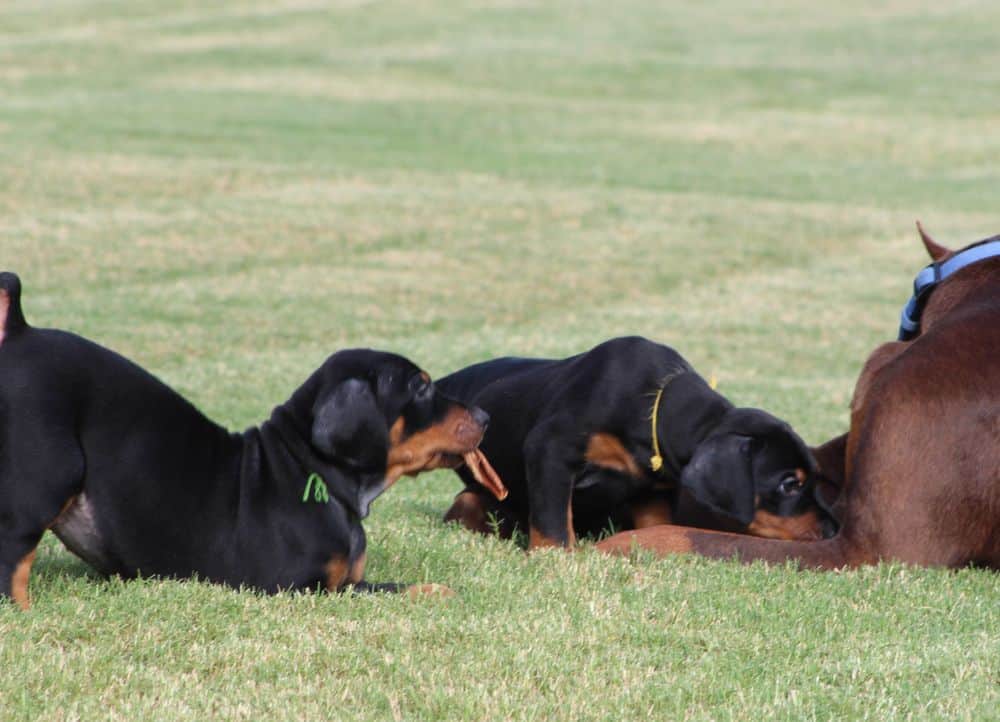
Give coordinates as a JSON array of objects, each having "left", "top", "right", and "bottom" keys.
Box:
[
  {"left": 0, "top": 272, "right": 505, "bottom": 609},
  {"left": 438, "top": 336, "right": 836, "bottom": 549},
  {"left": 596, "top": 226, "right": 1000, "bottom": 569}
]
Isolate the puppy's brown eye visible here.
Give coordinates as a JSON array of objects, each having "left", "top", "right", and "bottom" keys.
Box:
[
  {"left": 778, "top": 475, "right": 801, "bottom": 495},
  {"left": 415, "top": 379, "right": 432, "bottom": 399}
]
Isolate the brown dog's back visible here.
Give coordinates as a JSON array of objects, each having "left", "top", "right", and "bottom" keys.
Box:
[{"left": 845, "top": 304, "right": 1000, "bottom": 567}]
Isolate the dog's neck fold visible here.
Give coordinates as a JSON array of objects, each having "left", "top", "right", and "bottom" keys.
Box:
[
  {"left": 250, "top": 404, "right": 372, "bottom": 519},
  {"left": 651, "top": 372, "right": 733, "bottom": 479}
]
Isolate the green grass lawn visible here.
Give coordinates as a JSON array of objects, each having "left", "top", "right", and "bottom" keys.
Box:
[{"left": 2, "top": 1, "right": 999, "bottom": 719}]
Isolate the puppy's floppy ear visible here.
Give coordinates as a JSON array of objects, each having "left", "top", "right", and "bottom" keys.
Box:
[
  {"left": 311, "top": 378, "right": 388, "bottom": 468},
  {"left": 725, "top": 408, "right": 819, "bottom": 475},
  {"left": 785, "top": 426, "right": 818, "bottom": 475},
  {"left": 679, "top": 435, "right": 756, "bottom": 526},
  {"left": 678, "top": 408, "right": 816, "bottom": 527}
]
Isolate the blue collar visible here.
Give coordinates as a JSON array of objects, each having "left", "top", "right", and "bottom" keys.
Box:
[{"left": 898, "top": 236, "right": 1000, "bottom": 340}]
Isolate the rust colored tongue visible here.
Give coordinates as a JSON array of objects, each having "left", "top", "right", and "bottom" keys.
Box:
[{"left": 462, "top": 449, "right": 508, "bottom": 500}]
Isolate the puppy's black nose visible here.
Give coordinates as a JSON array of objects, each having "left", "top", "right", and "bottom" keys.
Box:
[{"left": 471, "top": 406, "right": 490, "bottom": 431}]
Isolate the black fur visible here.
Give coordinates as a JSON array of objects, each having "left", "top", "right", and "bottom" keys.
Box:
[
  {"left": 0, "top": 272, "right": 485, "bottom": 604},
  {"left": 438, "top": 336, "right": 835, "bottom": 546}
]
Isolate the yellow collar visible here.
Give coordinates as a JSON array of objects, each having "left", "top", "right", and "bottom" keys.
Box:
[{"left": 649, "top": 371, "right": 717, "bottom": 472}]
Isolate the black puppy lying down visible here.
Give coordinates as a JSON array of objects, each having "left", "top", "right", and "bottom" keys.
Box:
[
  {"left": 438, "top": 336, "right": 835, "bottom": 549},
  {"left": 0, "top": 272, "right": 505, "bottom": 609}
]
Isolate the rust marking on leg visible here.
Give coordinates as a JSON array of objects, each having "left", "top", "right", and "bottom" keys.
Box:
[
  {"left": 50, "top": 495, "right": 80, "bottom": 529},
  {"left": 325, "top": 556, "right": 349, "bottom": 592},
  {"left": 347, "top": 553, "right": 366, "bottom": 585},
  {"left": 12, "top": 550, "right": 37, "bottom": 611},
  {"left": 529, "top": 527, "right": 564, "bottom": 550},
  {"left": 0, "top": 288, "right": 9, "bottom": 347}
]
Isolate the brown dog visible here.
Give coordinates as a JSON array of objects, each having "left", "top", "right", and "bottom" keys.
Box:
[{"left": 597, "top": 224, "right": 1000, "bottom": 570}]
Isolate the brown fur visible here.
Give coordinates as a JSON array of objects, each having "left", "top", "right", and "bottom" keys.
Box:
[
  {"left": 442, "top": 490, "right": 493, "bottom": 534},
  {"left": 8, "top": 496, "right": 83, "bottom": 610},
  {"left": 747, "top": 508, "right": 825, "bottom": 541},
  {"left": 386, "top": 407, "right": 482, "bottom": 485},
  {"left": 629, "top": 495, "right": 673, "bottom": 528},
  {"left": 531, "top": 500, "right": 577, "bottom": 549},
  {"left": 529, "top": 528, "right": 565, "bottom": 549},
  {"left": 584, "top": 433, "right": 645, "bottom": 479},
  {"left": 12, "top": 551, "right": 36, "bottom": 611},
  {"left": 325, "top": 557, "right": 350, "bottom": 592},
  {"left": 348, "top": 553, "right": 366, "bottom": 586},
  {"left": 917, "top": 220, "right": 951, "bottom": 262},
  {"left": 598, "top": 227, "right": 1000, "bottom": 570},
  {"left": 0, "top": 288, "right": 8, "bottom": 348}
]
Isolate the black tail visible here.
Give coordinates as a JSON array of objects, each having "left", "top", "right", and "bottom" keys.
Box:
[{"left": 0, "top": 272, "right": 27, "bottom": 338}]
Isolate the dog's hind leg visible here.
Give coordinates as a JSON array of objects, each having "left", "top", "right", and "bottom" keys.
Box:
[
  {"left": 0, "top": 411, "right": 85, "bottom": 610},
  {"left": 1, "top": 530, "right": 48, "bottom": 610}
]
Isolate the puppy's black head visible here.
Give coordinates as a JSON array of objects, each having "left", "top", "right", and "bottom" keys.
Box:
[
  {"left": 308, "top": 350, "right": 489, "bottom": 516},
  {"left": 678, "top": 408, "right": 837, "bottom": 540}
]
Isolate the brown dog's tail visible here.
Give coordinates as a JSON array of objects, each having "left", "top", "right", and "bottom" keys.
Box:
[
  {"left": 595, "top": 525, "right": 859, "bottom": 570},
  {"left": 0, "top": 272, "right": 27, "bottom": 344}
]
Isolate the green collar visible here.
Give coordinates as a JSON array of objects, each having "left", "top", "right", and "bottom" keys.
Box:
[{"left": 302, "top": 472, "right": 330, "bottom": 504}]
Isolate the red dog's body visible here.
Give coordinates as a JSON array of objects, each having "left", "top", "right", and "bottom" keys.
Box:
[{"left": 598, "top": 226, "right": 1000, "bottom": 569}]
